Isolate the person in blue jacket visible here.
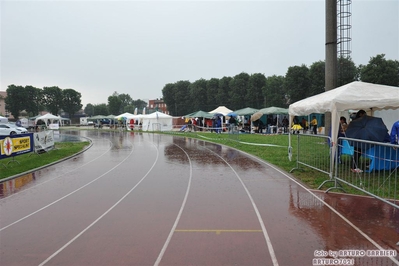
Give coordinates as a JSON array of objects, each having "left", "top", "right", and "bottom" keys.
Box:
[{"left": 390, "top": 120, "right": 399, "bottom": 145}]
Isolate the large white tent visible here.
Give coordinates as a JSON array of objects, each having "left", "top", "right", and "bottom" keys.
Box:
[
  {"left": 288, "top": 81, "right": 399, "bottom": 166},
  {"left": 141, "top": 111, "right": 173, "bottom": 131}
]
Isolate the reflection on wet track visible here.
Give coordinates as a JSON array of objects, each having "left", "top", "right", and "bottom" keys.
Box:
[{"left": 0, "top": 130, "right": 398, "bottom": 266}]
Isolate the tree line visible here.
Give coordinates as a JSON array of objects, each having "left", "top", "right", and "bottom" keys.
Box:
[
  {"left": 83, "top": 92, "right": 148, "bottom": 117},
  {"left": 162, "top": 54, "right": 399, "bottom": 116},
  {"left": 4, "top": 85, "right": 82, "bottom": 120}
]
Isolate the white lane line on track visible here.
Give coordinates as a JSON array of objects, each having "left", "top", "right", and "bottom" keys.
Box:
[
  {"left": 154, "top": 143, "right": 192, "bottom": 266},
  {"left": 0, "top": 139, "right": 113, "bottom": 201},
  {"left": 204, "top": 146, "right": 279, "bottom": 266},
  {"left": 238, "top": 149, "right": 399, "bottom": 266},
  {"left": 39, "top": 141, "right": 160, "bottom": 266},
  {"left": 0, "top": 139, "right": 135, "bottom": 232}
]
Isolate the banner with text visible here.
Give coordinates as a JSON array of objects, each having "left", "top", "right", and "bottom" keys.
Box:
[
  {"left": 34, "top": 130, "right": 55, "bottom": 153},
  {"left": 0, "top": 133, "right": 34, "bottom": 160}
]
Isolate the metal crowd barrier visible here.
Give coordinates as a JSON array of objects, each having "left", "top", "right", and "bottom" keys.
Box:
[
  {"left": 290, "top": 134, "right": 333, "bottom": 177},
  {"left": 291, "top": 133, "right": 399, "bottom": 209},
  {"left": 334, "top": 137, "right": 398, "bottom": 208}
]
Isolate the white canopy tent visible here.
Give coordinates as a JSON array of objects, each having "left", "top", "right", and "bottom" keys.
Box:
[
  {"left": 35, "top": 113, "right": 60, "bottom": 125},
  {"left": 0, "top": 115, "right": 8, "bottom": 123},
  {"left": 141, "top": 111, "right": 173, "bottom": 131},
  {"left": 288, "top": 81, "right": 399, "bottom": 168},
  {"left": 208, "top": 106, "right": 233, "bottom": 116}
]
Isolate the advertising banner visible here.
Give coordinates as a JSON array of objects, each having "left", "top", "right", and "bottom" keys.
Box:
[
  {"left": 34, "top": 130, "right": 55, "bottom": 153},
  {"left": 0, "top": 133, "right": 34, "bottom": 159}
]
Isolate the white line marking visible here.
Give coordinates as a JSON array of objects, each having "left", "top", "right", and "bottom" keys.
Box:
[
  {"left": 154, "top": 143, "right": 192, "bottom": 266},
  {"left": 238, "top": 148, "right": 399, "bottom": 266},
  {"left": 0, "top": 140, "right": 135, "bottom": 232},
  {"left": 204, "top": 145, "right": 279, "bottom": 266},
  {"left": 39, "top": 141, "right": 159, "bottom": 266},
  {"left": 0, "top": 139, "right": 113, "bottom": 201}
]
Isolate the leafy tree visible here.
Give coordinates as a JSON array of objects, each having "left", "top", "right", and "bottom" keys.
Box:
[
  {"left": 118, "top": 93, "right": 133, "bottom": 111},
  {"left": 24, "top": 85, "right": 43, "bottom": 116},
  {"left": 84, "top": 103, "right": 95, "bottom": 116},
  {"left": 162, "top": 83, "right": 177, "bottom": 115},
  {"left": 229, "top": 72, "right": 250, "bottom": 110},
  {"left": 206, "top": 78, "right": 220, "bottom": 110},
  {"left": 308, "top": 61, "right": 325, "bottom": 96},
  {"left": 94, "top": 104, "right": 109, "bottom": 115},
  {"left": 5, "top": 84, "right": 25, "bottom": 120},
  {"left": 337, "top": 56, "right": 358, "bottom": 86},
  {"left": 133, "top": 99, "right": 148, "bottom": 113},
  {"left": 42, "top": 86, "right": 63, "bottom": 115},
  {"left": 247, "top": 73, "right": 266, "bottom": 109},
  {"left": 264, "top": 75, "right": 286, "bottom": 107},
  {"left": 61, "top": 89, "right": 82, "bottom": 118},
  {"left": 218, "top": 77, "right": 232, "bottom": 107},
  {"left": 108, "top": 92, "right": 122, "bottom": 115},
  {"left": 189, "top": 79, "right": 208, "bottom": 111},
  {"left": 284, "top": 65, "right": 311, "bottom": 104},
  {"left": 173, "top": 80, "right": 191, "bottom": 116},
  {"left": 359, "top": 54, "right": 399, "bottom": 86}
]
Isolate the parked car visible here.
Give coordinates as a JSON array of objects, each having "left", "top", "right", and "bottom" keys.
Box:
[{"left": 0, "top": 123, "right": 29, "bottom": 136}]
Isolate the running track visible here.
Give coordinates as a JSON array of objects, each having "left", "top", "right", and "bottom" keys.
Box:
[{"left": 0, "top": 130, "right": 398, "bottom": 266}]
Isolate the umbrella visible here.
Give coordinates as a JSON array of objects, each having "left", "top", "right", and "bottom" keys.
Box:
[
  {"left": 345, "top": 116, "right": 389, "bottom": 142},
  {"left": 226, "top": 112, "right": 238, "bottom": 117},
  {"left": 251, "top": 111, "right": 263, "bottom": 121}
]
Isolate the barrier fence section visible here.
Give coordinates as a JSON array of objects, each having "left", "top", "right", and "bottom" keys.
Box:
[
  {"left": 290, "top": 134, "right": 399, "bottom": 209},
  {"left": 334, "top": 137, "right": 398, "bottom": 208},
  {"left": 290, "top": 134, "right": 332, "bottom": 177}
]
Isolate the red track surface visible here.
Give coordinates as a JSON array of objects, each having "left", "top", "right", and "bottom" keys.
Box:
[{"left": 0, "top": 131, "right": 398, "bottom": 266}]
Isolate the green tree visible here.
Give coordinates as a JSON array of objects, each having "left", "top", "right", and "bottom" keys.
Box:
[
  {"left": 42, "top": 86, "right": 63, "bottom": 115},
  {"left": 359, "top": 54, "right": 399, "bottom": 86},
  {"left": 118, "top": 93, "right": 133, "bottom": 112},
  {"left": 264, "top": 75, "right": 286, "bottom": 107},
  {"left": 173, "top": 80, "right": 191, "bottom": 116},
  {"left": 24, "top": 85, "right": 43, "bottom": 116},
  {"left": 62, "top": 89, "right": 82, "bottom": 118},
  {"left": 247, "top": 73, "right": 266, "bottom": 109},
  {"left": 189, "top": 79, "right": 208, "bottom": 111},
  {"left": 284, "top": 65, "right": 311, "bottom": 104},
  {"left": 218, "top": 77, "right": 232, "bottom": 107},
  {"left": 108, "top": 92, "right": 122, "bottom": 115},
  {"left": 162, "top": 83, "right": 177, "bottom": 115},
  {"left": 133, "top": 99, "right": 148, "bottom": 113},
  {"left": 5, "top": 84, "right": 25, "bottom": 120},
  {"left": 94, "top": 104, "right": 109, "bottom": 115},
  {"left": 229, "top": 72, "right": 250, "bottom": 110},
  {"left": 206, "top": 78, "right": 220, "bottom": 110},
  {"left": 337, "top": 56, "right": 358, "bottom": 86},
  {"left": 308, "top": 61, "right": 325, "bottom": 96},
  {"left": 84, "top": 103, "right": 95, "bottom": 116}
]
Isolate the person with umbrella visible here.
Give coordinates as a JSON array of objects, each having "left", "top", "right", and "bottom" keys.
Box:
[{"left": 346, "top": 110, "right": 390, "bottom": 172}]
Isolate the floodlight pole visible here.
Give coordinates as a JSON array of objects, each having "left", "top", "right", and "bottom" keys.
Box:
[{"left": 325, "top": 0, "right": 337, "bottom": 137}]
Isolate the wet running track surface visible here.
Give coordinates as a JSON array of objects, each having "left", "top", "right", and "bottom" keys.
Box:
[{"left": 0, "top": 130, "right": 398, "bottom": 266}]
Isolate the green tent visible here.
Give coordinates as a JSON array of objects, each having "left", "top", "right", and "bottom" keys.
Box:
[
  {"left": 233, "top": 107, "right": 260, "bottom": 116},
  {"left": 258, "top": 106, "right": 289, "bottom": 115},
  {"left": 184, "top": 110, "right": 213, "bottom": 119}
]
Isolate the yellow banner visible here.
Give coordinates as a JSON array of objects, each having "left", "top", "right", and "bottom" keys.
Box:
[{"left": 1, "top": 136, "right": 32, "bottom": 156}]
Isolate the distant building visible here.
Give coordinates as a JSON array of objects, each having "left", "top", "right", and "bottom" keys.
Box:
[
  {"left": 0, "top": 91, "right": 13, "bottom": 119},
  {"left": 148, "top": 98, "right": 169, "bottom": 114}
]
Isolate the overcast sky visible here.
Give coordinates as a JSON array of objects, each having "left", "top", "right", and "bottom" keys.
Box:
[{"left": 1, "top": 0, "right": 398, "bottom": 108}]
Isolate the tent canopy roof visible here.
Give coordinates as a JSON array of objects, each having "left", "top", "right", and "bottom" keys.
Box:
[
  {"left": 289, "top": 81, "right": 399, "bottom": 116},
  {"left": 233, "top": 107, "right": 260, "bottom": 116},
  {"left": 184, "top": 110, "right": 213, "bottom": 119},
  {"left": 208, "top": 106, "right": 233, "bottom": 116},
  {"left": 258, "top": 106, "right": 289, "bottom": 115}
]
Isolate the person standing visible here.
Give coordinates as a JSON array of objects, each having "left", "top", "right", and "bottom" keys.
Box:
[
  {"left": 390, "top": 120, "right": 399, "bottom": 145},
  {"left": 310, "top": 116, "right": 318, "bottom": 134}
]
